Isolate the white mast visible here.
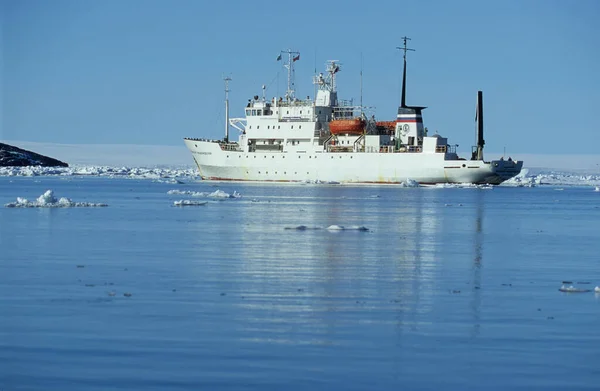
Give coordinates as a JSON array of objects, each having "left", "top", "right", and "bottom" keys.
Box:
[
  {"left": 280, "top": 49, "right": 300, "bottom": 101},
  {"left": 224, "top": 76, "right": 231, "bottom": 142}
]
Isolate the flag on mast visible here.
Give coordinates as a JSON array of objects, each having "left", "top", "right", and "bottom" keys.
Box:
[
  {"left": 276, "top": 54, "right": 282, "bottom": 61},
  {"left": 292, "top": 54, "right": 300, "bottom": 62}
]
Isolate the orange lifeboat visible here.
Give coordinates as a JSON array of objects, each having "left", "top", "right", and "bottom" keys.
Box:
[
  {"left": 376, "top": 121, "right": 396, "bottom": 131},
  {"left": 329, "top": 118, "right": 366, "bottom": 135}
]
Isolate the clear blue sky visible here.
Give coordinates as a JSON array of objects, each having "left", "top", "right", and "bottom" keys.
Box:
[{"left": 1, "top": 0, "right": 599, "bottom": 156}]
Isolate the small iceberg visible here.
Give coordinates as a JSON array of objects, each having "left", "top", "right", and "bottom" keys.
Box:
[
  {"left": 173, "top": 200, "right": 208, "bottom": 206},
  {"left": 558, "top": 285, "right": 591, "bottom": 293},
  {"left": 595, "top": 186, "right": 600, "bottom": 192},
  {"left": 5, "top": 190, "right": 108, "bottom": 208},
  {"left": 595, "top": 286, "right": 600, "bottom": 293}
]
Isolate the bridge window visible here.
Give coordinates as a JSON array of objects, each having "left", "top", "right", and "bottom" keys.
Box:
[
  {"left": 257, "top": 110, "right": 262, "bottom": 116},
  {"left": 246, "top": 110, "right": 251, "bottom": 116},
  {"left": 252, "top": 110, "right": 256, "bottom": 115}
]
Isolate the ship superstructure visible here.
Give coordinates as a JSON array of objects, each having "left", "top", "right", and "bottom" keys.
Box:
[{"left": 184, "top": 40, "right": 522, "bottom": 184}]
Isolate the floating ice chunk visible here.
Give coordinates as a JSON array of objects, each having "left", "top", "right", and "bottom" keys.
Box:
[
  {"left": 558, "top": 285, "right": 591, "bottom": 293},
  {"left": 595, "top": 286, "right": 600, "bottom": 293},
  {"left": 326, "top": 225, "right": 369, "bottom": 231},
  {"left": 284, "top": 225, "right": 369, "bottom": 231},
  {"left": 595, "top": 186, "right": 600, "bottom": 192},
  {"left": 401, "top": 179, "right": 420, "bottom": 187},
  {"left": 284, "top": 225, "right": 321, "bottom": 230},
  {"left": 4, "top": 190, "right": 108, "bottom": 208},
  {"left": 167, "top": 189, "right": 241, "bottom": 198},
  {"left": 173, "top": 200, "right": 208, "bottom": 206},
  {"left": 167, "top": 189, "right": 204, "bottom": 196}
]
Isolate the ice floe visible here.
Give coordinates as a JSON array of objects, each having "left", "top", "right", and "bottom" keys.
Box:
[
  {"left": 167, "top": 189, "right": 241, "bottom": 198},
  {"left": 1, "top": 164, "right": 599, "bottom": 188},
  {"left": 5, "top": 190, "right": 108, "bottom": 208},
  {"left": 173, "top": 200, "right": 208, "bottom": 206},
  {"left": 502, "top": 169, "right": 600, "bottom": 187},
  {"left": 285, "top": 225, "right": 369, "bottom": 231},
  {"left": 0, "top": 165, "right": 197, "bottom": 180}
]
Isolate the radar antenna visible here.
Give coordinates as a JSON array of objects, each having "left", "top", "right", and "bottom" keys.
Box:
[{"left": 396, "top": 36, "right": 415, "bottom": 108}]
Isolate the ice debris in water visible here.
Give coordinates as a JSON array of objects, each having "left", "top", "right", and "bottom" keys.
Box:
[
  {"left": 595, "top": 286, "right": 600, "bottom": 293},
  {"left": 167, "top": 189, "right": 241, "bottom": 198},
  {"left": 558, "top": 285, "right": 591, "bottom": 293},
  {"left": 5, "top": 190, "right": 108, "bottom": 208},
  {"left": 173, "top": 200, "right": 208, "bottom": 206},
  {"left": 400, "top": 179, "right": 419, "bottom": 187},
  {"left": 285, "top": 225, "right": 369, "bottom": 231}
]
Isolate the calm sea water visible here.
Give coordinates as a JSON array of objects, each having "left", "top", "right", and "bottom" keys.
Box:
[{"left": 1, "top": 177, "right": 599, "bottom": 390}]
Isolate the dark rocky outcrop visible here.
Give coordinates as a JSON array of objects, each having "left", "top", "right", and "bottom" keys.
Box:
[{"left": 0, "top": 143, "right": 69, "bottom": 167}]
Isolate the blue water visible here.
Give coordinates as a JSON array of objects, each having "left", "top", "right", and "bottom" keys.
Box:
[{"left": 1, "top": 177, "right": 599, "bottom": 390}]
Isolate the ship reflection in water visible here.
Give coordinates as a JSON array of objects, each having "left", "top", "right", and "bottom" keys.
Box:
[{"left": 193, "top": 185, "right": 489, "bottom": 347}]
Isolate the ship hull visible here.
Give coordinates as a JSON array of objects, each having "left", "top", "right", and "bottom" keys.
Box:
[{"left": 184, "top": 139, "right": 522, "bottom": 185}]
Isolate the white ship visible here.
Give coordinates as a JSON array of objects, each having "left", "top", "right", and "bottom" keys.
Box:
[{"left": 184, "top": 38, "right": 523, "bottom": 184}]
